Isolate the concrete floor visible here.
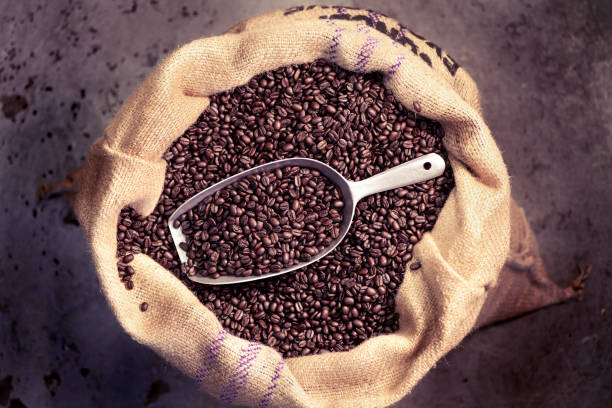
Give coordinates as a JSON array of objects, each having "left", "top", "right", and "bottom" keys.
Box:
[{"left": 1, "top": 0, "right": 610, "bottom": 407}]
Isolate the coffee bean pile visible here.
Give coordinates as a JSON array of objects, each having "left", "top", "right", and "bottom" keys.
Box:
[
  {"left": 177, "top": 166, "right": 343, "bottom": 278},
  {"left": 116, "top": 60, "right": 454, "bottom": 356}
]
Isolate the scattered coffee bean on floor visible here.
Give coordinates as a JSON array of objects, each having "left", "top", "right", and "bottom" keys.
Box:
[
  {"left": 115, "top": 60, "right": 454, "bottom": 357},
  {"left": 179, "top": 166, "right": 343, "bottom": 278},
  {"left": 140, "top": 302, "right": 149, "bottom": 312}
]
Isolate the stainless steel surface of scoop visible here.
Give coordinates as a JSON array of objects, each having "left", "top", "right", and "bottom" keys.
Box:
[{"left": 169, "top": 153, "right": 445, "bottom": 285}]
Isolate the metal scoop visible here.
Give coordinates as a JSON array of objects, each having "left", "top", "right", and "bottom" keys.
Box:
[{"left": 169, "top": 153, "right": 445, "bottom": 285}]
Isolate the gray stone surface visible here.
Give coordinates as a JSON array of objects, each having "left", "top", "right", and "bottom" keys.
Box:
[{"left": 1, "top": 0, "right": 610, "bottom": 407}]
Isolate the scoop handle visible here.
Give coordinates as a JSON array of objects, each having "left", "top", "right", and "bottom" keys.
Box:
[{"left": 349, "top": 153, "right": 446, "bottom": 202}]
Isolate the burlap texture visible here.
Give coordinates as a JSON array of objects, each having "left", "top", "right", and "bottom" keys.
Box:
[
  {"left": 71, "top": 6, "right": 574, "bottom": 408},
  {"left": 475, "top": 200, "right": 583, "bottom": 328}
]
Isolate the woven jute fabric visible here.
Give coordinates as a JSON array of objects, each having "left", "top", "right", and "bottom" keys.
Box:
[{"left": 72, "top": 7, "right": 574, "bottom": 407}]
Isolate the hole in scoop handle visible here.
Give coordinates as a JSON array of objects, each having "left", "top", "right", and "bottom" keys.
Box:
[{"left": 349, "top": 153, "right": 446, "bottom": 202}]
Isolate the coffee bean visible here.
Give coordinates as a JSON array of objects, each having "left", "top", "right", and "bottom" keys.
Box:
[
  {"left": 343, "top": 297, "right": 355, "bottom": 306},
  {"left": 140, "top": 302, "right": 149, "bottom": 312},
  {"left": 116, "top": 60, "right": 454, "bottom": 358}
]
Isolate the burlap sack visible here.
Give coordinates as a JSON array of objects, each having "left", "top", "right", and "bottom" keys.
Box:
[{"left": 70, "top": 6, "right": 583, "bottom": 407}]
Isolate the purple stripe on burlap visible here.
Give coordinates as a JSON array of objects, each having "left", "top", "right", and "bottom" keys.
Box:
[
  {"left": 357, "top": 22, "right": 371, "bottom": 34},
  {"left": 257, "top": 360, "right": 286, "bottom": 408},
  {"left": 220, "top": 342, "right": 262, "bottom": 404},
  {"left": 354, "top": 36, "right": 380, "bottom": 73},
  {"left": 194, "top": 329, "right": 227, "bottom": 384},
  {"left": 387, "top": 54, "right": 407, "bottom": 77},
  {"left": 336, "top": 6, "right": 346, "bottom": 13},
  {"left": 325, "top": 19, "right": 345, "bottom": 62}
]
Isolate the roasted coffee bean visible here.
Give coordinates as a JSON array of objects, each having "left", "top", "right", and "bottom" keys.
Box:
[
  {"left": 116, "top": 60, "right": 454, "bottom": 357},
  {"left": 140, "top": 302, "right": 149, "bottom": 312},
  {"left": 410, "top": 262, "right": 422, "bottom": 270}
]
